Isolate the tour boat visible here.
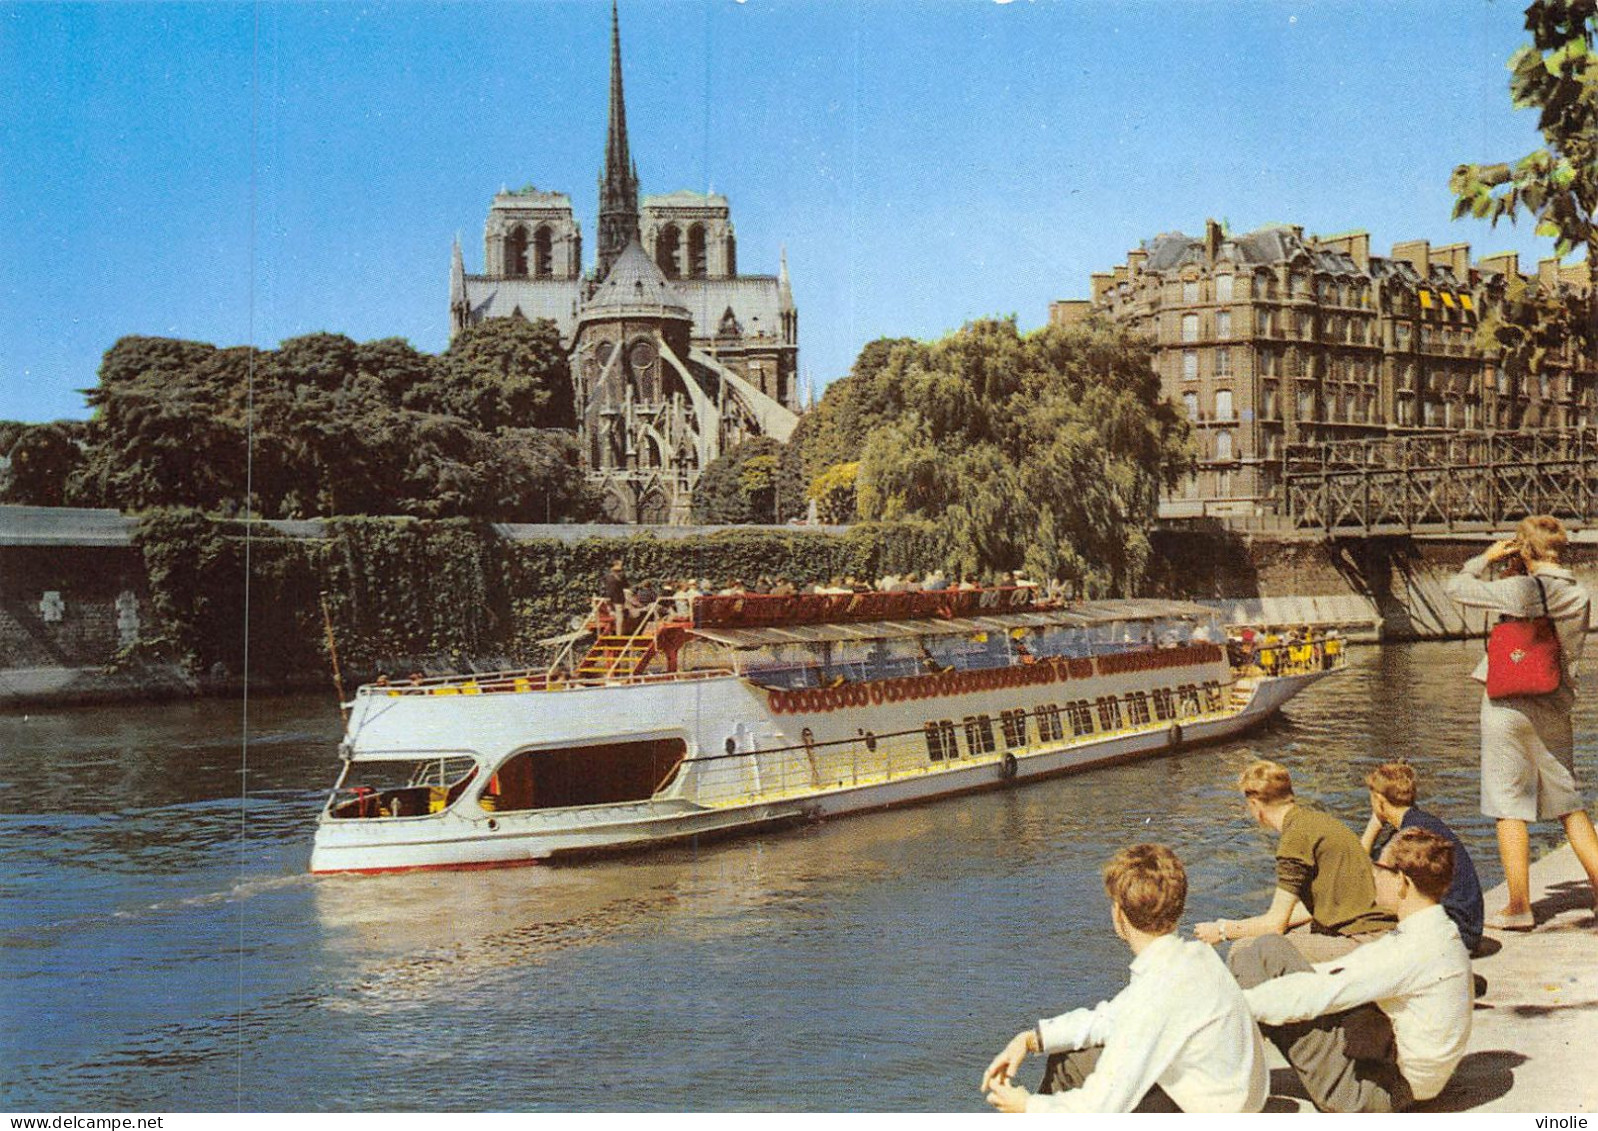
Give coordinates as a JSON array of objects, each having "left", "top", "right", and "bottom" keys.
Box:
[{"left": 309, "top": 587, "right": 1344, "bottom": 874}]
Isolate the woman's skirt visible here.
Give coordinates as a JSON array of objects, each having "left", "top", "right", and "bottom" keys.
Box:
[{"left": 1479, "top": 686, "right": 1583, "bottom": 821}]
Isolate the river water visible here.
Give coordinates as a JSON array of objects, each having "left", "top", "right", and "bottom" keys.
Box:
[{"left": 3, "top": 641, "right": 1595, "bottom": 1112}]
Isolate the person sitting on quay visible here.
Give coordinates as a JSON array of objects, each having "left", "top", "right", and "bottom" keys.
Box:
[
  {"left": 1194, "top": 760, "right": 1394, "bottom": 961},
  {"left": 981, "top": 844, "right": 1267, "bottom": 1114},
  {"left": 1360, "top": 761, "right": 1484, "bottom": 954},
  {"left": 1232, "top": 827, "right": 1473, "bottom": 1112}
]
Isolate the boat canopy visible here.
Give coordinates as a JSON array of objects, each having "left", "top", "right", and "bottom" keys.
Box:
[{"left": 686, "top": 599, "right": 1218, "bottom": 650}]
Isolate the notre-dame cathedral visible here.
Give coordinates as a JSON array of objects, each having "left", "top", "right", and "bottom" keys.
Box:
[{"left": 448, "top": 2, "right": 800, "bottom": 524}]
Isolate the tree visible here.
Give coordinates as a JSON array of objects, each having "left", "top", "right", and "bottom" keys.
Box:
[
  {"left": 433, "top": 315, "right": 574, "bottom": 430},
  {"left": 845, "top": 317, "right": 1192, "bottom": 594},
  {"left": 692, "top": 436, "right": 789, "bottom": 524},
  {"left": 0, "top": 421, "right": 86, "bottom": 506},
  {"left": 1450, "top": 0, "right": 1597, "bottom": 334}
]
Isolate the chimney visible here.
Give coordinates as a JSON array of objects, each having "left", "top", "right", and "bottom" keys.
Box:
[
  {"left": 1320, "top": 231, "right": 1371, "bottom": 272},
  {"left": 1113, "top": 265, "right": 1129, "bottom": 286},
  {"left": 1127, "top": 249, "right": 1148, "bottom": 276},
  {"left": 1434, "top": 242, "right": 1471, "bottom": 278},
  {"left": 1205, "top": 219, "right": 1223, "bottom": 265},
  {"left": 1391, "top": 239, "right": 1431, "bottom": 275},
  {"left": 1049, "top": 299, "right": 1093, "bottom": 327},
  {"left": 1090, "top": 272, "right": 1115, "bottom": 303},
  {"left": 1479, "top": 251, "right": 1520, "bottom": 281}
]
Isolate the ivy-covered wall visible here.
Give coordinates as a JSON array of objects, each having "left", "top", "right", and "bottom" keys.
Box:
[{"left": 123, "top": 510, "right": 949, "bottom": 684}]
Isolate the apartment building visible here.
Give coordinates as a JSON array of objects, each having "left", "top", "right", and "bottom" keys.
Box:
[{"left": 1052, "top": 221, "right": 1593, "bottom": 514}]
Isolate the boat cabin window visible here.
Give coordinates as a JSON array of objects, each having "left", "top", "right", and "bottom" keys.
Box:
[
  {"left": 482, "top": 738, "right": 686, "bottom": 812},
  {"left": 1067, "top": 700, "right": 1096, "bottom": 737},
  {"left": 1177, "top": 684, "right": 1203, "bottom": 717},
  {"left": 328, "top": 755, "right": 478, "bottom": 820},
  {"left": 924, "top": 720, "right": 958, "bottom": 762},
  {"left": 1151, "top": 688, "right": 1175, "bottom": 721},
  {"left": 1202, "top": 681, "right": 1225, "bottom": 711},
  {"left": 1037, "top": 704, "right": 1064, "bottom": 742},
  {"left": 1127, "top": 692, "right": 1151, "bottom": 726},
  {"left": 999, "top": 709, "right": 1028, "bottom": 748},
  {"left": 963, "top": 715, "right": 996, "bottom": 757}
]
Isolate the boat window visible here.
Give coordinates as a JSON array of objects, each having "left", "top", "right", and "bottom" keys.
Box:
[
  {"left": 1096, "top": 697, "right": 1123, "bottom": 732},
  {"left": 999, "top": 709, "right": 1028, "bottom": 748},
  {"left": 924, "top": 720, "right": 957, "bottom": 762},
  {"left": 328, "top": 755, "right": 478, "bottom": 820},
  {"left": 482, "top": 738, "right": 686, "bottom": 811},
  {"left": 1151, "top": 688, "right": 1174, "bottom": 721},
  {"left": 1203, "top": 681, "right": 1225, "bottom": 711},
  {"left": 1037, "top": 704, "right": 1064, "bottom": 742},
  {"left": 1068, "top": 700, "right": 1095, "bottom": 737},
  {"left": 963, "top": 715, "right": 996, "bottom": 757},
  {"left": 1127, "top": 692, "right": 1151, "bottom": 726},
  {"left": 1177, "top": 684, "right": 1203, "bottom": 717}
]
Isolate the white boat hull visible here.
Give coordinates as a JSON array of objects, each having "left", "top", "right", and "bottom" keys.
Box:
[{"left": 310, "top": 657, "right": 1333, "bottom": 874}]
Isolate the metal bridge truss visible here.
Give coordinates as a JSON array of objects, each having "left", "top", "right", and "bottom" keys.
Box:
[{"left": 1284, "top": 429, "right": 1598, "bottom": 535}]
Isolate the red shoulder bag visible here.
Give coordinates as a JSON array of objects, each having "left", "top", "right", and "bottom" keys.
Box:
[{"left": 1485, "top": 576, "right": 1563, "bottom": 700}]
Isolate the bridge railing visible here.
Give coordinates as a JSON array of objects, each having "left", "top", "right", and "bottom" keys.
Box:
[{"left": 1284, "top": 428, "right": 1598, "bottom": 534}]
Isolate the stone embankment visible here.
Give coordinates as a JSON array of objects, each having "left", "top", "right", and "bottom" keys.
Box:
[{"left": 4, "top": 503, "right": 1596, "bottom": 708}]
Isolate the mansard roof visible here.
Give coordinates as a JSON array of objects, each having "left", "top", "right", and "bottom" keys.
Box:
[
  {"left": 1141, "top": 224, "right": 1365, "bottom": 276},
  {"left": 582, "top": 237, "right": 691, "bottom": 321}
]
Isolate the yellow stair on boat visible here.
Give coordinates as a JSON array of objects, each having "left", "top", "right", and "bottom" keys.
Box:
[{"left": 576, "top": 635, "right": 657, "bottom": 678}]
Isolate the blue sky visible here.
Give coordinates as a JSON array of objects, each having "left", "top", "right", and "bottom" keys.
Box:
[{"left": 0, "top": 0, "right": 1580, "bottom": 423}]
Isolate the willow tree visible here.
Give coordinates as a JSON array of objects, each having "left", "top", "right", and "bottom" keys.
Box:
[{"left": 848, "top": 317, "right": 1193, "bottom": 595}]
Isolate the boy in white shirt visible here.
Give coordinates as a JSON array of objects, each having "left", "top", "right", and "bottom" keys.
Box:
[
  {"left": 981, "top": 844, "right": 1268, "bottom": 1113},
  {"left": 1233, "top": 827, "right": 1473, "bottom": 1112}
]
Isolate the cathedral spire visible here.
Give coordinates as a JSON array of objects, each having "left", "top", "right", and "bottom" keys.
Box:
[
  {"left": 449, "top": 233, "right": 470, "bottom": 339},
  {"left": 597, "top": 0, "right": 641, "bottom": 280}
]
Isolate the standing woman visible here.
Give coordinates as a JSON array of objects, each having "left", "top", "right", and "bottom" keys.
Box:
[{"left": 1446, "top": 515, "right": 1598, "bottom": 928}]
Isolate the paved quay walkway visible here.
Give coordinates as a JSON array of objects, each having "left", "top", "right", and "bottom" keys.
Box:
[{"left": 1264, "top": 842, "right": 1597, "bottom": 1112}]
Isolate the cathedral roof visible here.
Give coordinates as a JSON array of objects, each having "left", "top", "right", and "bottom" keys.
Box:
[{"left": 582, "top": 237, "right": 691, "bottom": 321}]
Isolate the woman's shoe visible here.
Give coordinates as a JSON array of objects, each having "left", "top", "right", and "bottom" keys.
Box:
[{"left": 1485, "top": 908, "right": 1536, "bottom": 931}]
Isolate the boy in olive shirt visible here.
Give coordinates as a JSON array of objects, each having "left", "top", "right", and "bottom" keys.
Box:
[{"left": 1195, "top": 760, "right": 1394, "bottom": 963}]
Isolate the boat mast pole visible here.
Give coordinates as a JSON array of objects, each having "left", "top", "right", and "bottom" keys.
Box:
[{"left": 319, "top": 592, "right": 350, "bottom": 722}]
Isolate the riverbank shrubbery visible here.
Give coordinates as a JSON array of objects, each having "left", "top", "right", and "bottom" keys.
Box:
[{"left": 129, "top": 511, "right": 947, "bottom": 683}]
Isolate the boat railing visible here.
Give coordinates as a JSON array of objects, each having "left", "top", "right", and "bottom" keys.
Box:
[
  {"left": 678, "top": 691, "right": 1235, "bottom": 808},
  {"left": 1228, "top": 631, "right": 1347, "bottom": 679},
  {"left": 356, "top": 664, "right": 735, "bottom": 697}
]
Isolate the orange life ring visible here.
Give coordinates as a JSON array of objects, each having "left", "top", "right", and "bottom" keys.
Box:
[
  {"left": 852, "top": 684, "right": 869, "bottom": 708},
  {"left": 940, "top": 672, "right": 957, "bottom": 697},
  {"left": 801, "top": 688, "right": 821, "bottom": 713},
  {"left": 770, "top": 690, "right": 787, "bottom": 714},
  {"left": 886, "top": 679, "right": 905, "bottom": 702},
  {"left": 869, "top": 682, "right": 886, "bottom": 705}
]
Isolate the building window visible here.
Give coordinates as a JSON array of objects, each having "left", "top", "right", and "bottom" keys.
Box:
[
  {"left": 1216, "top": 347, "right": 1232, "bottom": 377},
  {"left": 1215, "top": 389, "right": 1234, "bottom": 420},
  {"left": 1216, "top": 274, "right": 1234, "bottom": 302},
  {"left": 1215, "top": 430, "right": 1234, "bottom": 460},
  {"left": 1183, "top": 350, "right": 1199, "bottom": 380},
  {"left": 1183, "top": 391, "right": 1199, "bottom": 420},
  {"left": 1297, "top": 389, "right": 1316, "bottom": 421},
  {"left": 1217, "top": 310, "right": 1232, "bottom": 338},
  {"left": 1262, "top": 384, "right": 1279, "bottom": 419},
  {"left": 505, "top": 224, "right": 529, "bottom": 278},
  {"left": 1182, "top": 313, "right": 1200, "bottom": 342},
  {"left": 1183, "top": 279, "right": 1199, "bottom": 303}
]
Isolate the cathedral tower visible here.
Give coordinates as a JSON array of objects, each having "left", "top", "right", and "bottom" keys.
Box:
[{"left": 596, "top": 1, "right": 641, "bottom": 281}]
